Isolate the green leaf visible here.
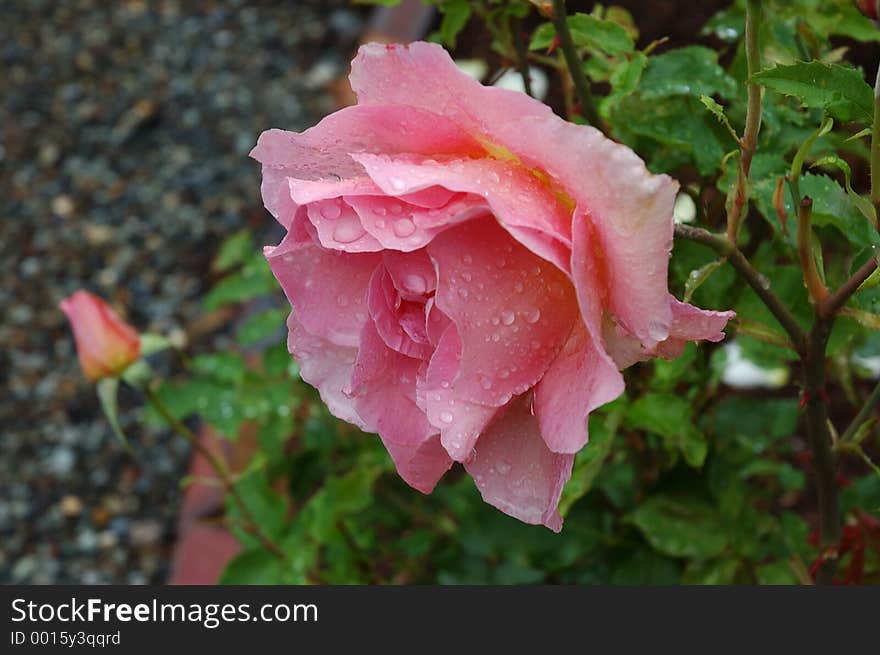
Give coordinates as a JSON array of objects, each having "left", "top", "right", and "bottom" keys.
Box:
[
  {"left": 213, "top": 229, "right": 254, "bottom": 273},
  {"left": 138, "top": 333, "right": 172, "bottom": 357},
  {"left": 812, "top": 155, "right": 877, "bottom": 226},
  {"left": 625, "top": 393, "right": 707, "bottom": 467},
  {"left": 567, "top": 13, "right": 634, "bottom": 56},
  {"left": 219, "top": 548, "right": 282, "bottom": 584},
  {"left": 191, "top": 352, "right": 247, "bottom": 385},
  {"left": 638, "top": 46, "right": 737, "bottom": 99},
  {"left": 530, "top": 13, "right": 634, "bottom": 56},
  {"left": 628, "top": 495, "right": 729, "bottom": 559},
  {"left": 237, "top": 308, "right": 287, "bottom": 346},
  {"left": 204, "top": 254, "right": 276, "bottom": 311},
  {"left": 752, "top": 61, "right": 874, "bottom": 124},
  {"left": 612, "top": 95, "right": 729, "bottom": 175},
  {"left": 436, "top": 0, "right": 471, "bottom": 48},
  {"left": 684, "top": 259, "right": 725, "bottom": 304},
  {"left": 699, "top": 95, "right": 740, "bottom": 144},
  {"left": 97, "top": 377, "right": 130, "bottom": 452}
]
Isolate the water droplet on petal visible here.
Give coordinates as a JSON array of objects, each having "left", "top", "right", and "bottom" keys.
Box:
[
  {"left": 403, "top": 273, "right": 427, "bottom": 294},
  {"left": 390, "top": 177, "right": 406, "bottom": 191},
  {"left": 647, "top": 320, "right": 669, "bottom": 342},
  {"left": 337, "top": 294, "right": 349, "bottom": 306},
  {"left": 500, "top": 310, "right": 515, "bottom": 326},
  {"left": 332, "top": 217, "right": 365, "bottom": 244},
  {"left": 524, "top": 308, "right": 541, "bottom": 324},
  {"left": 393, "top": 218, "right": 416, "bottom": 237},
  {"left": 319, "top": 203, "right": 341, "bottom": 220},
  {"left": 373, "top": 206, "right": 387, "bottom": 217},
  {"left": 439, "top": 410, "right": 454, "bottom": 424}
]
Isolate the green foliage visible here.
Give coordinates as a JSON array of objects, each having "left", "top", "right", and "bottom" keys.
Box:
[
  {"left": 153, "top": 0, "right": 880, "bottom": 585},
  {"left": 753, "top": 61, "right": 874, "bottom": 124}
]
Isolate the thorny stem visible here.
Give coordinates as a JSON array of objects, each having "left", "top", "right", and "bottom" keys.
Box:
[
  {"left": 144, "top": 386, "right": 286, "bottom": 559},
  {"left": 550, "top": 0, "right": 601, "bottom": 128},
  {"left": 796, "top": 197, "right": 829, "bottom": 304},
  {"left": 726, "top": 0, "right": 763, "bottom": 241},
  {"left": 673, "top": 224, "right": 807, "bottom": 351},
  {"left": 802, "top": 319, "right": 840, "bottom": 584}
]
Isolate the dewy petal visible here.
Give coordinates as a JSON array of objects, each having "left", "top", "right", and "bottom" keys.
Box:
[
  {"left": 367, "top": 264, "right": 433, "bottom": 360},
  {"left": 534, "top": 320, "right": 625, "bottom": 454},
  {"left": 382, "top": 249, "right": 436, "bottom": 301},
  {"left": 250, "top": 104, "right": 484, "bottom": 225},
  {"left": 265, "top": 232, "right": 380, "bottom": 348},
  {"left": 427, "top": 216, "right": 578, "bottom": 407},
  {"left": 464, "top": 394, "right": 573, "bottom": 532},
  {"left": 306, "top": 198, "right": 383, "bottom": 253},
  {"left": 422, "top": 325, "right": 499, "bottom": 462},
  {"left": 351, "top": 153, "right": 572, "bottom": 272},
  {"left": 654, "top": 298, "right": 735, "bottom": 360},
  {"left": 285, "top": 313, "right": 365, "bottom": 430},
  {"left": 345, "top": 192, "right": 488, "bottom": 253},
  {"left": 349, "top": 42, "right": 677, "bottom": 349},
  {"left": 351, "top": 321, "right": 452, "bottom": 493}
]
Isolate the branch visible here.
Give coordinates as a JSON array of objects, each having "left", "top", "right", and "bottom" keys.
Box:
[
  {"left": 674, "top": 224, "right": 807, "bottom": 350},
  {"left": 818, "top": 253, "right": 878, "bottom": 319},
  {"left": 726, "top": 0, "right": 763, "bottom": 240},
  {"left": 550, "top": 0, "right": 601, "bottom": 127},
  {"left": 144, "top": 387, "right": 286, "bottom": 559},
  {"left": 802, "top": 320, "right": 841, "bottom": 584},
  {"left": 796, "top": 197, "right": 829, "bottom": 304}
]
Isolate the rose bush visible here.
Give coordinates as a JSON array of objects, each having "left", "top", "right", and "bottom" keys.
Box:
[{"left": 251, "top": 42, "right": 733, "bottom": 530}]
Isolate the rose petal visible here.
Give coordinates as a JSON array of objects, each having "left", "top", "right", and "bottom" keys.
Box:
[
  {"left": 534, "top": 320, "right": 625, "bottom": 454},
  {"left": 285, "top": 313, "right": 364, "bottom": 430},
  {"left": 464, "top": 394, "right": 573, "bottom": 532},
  {"left": 351, "top": 321, "right": 451, "bottom": 493},
  {"left": 427, "top": 216, "right": 578, "bottom": 407},
  {"left": 382, "top": 249, "right": 436, "bottom": 301},
  {"left": 251, "top": 103, "right": 484, "bottom": 223},
  {"left": 265, "top": 232, "right": 380, "bottom": 348},
  {"left": 654, "top": 298, "right": 735, "bottom": 360},
  {"left": 306, "top": 198, "right": 383, "bottom": 253},
  {"left": 345, "top": 192, "right": 488, "bottom": 252},
  {"left": 422, "top": 325, "right": 499, "bottom": 461},
  {"left": 351, "top": 153, "right": 572, "bottom": 272},
  {"left": 367, "top": 265, "right": 433, "bottom": 360}
]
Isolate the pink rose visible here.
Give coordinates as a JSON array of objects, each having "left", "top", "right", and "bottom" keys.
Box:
[
  {"left": 60, "top": 290, "right": 141, "bottom": 382},
  {"left": 252, "top": 42, "right": 733, "bottom": 530}
]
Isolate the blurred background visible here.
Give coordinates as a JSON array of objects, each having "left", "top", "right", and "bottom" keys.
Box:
[
  {"left": 1, "top": 0, "right": 371, "bottom": 584},
  {"left": 3, "top": 0, "right": 879, "bottom": 585}
]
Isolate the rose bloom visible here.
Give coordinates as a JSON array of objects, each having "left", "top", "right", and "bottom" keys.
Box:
[
  {"left": 60, "top": 290, "right": 141, "bottom": 382},
  {"left": 252, "top": 42, "right": 733, "bottom": 530}
]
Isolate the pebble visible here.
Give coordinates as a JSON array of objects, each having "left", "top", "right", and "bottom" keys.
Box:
[{"left": 1, "top": 0, "right": 365, "bottom": 584}]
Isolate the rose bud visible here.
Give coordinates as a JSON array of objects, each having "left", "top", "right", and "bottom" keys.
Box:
[
  {"left": 251, "top": 42, "right": 734, "bottom": 530},
  {"left": 60, "top": 290, "right": 141, "bottom": 382}
]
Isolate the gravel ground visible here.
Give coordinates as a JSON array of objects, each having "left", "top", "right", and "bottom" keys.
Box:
[{"left": 0, "top": 0, "right": 365, "bottom": 584}]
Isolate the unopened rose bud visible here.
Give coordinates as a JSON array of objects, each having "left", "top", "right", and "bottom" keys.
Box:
[
  {"left": 857, "top": 0, "right": 879, "bottom": 21},
  {"left": 60, "top": 290, "right": 141, "bottom": 381}
]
